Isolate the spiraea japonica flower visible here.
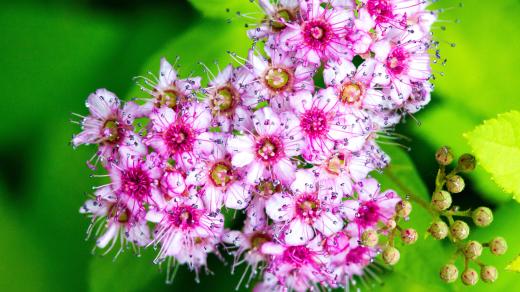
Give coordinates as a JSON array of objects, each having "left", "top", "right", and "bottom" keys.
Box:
[{"left": 70, "top": 0, "right": 468, "bottom": 290}]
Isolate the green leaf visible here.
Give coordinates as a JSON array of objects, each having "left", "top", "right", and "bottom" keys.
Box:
[
  {"left": 372, "top": 145, "right": 453, "bottom": 291},
  {"left": 89, "top": 249, "right": 161, "bottom": 292},
  {"left": 188, "top": 0, "right": 256, "bottom": 19},
  {"left": 464, "top": 111, "right": 520, "bottom": 202},
  {"left": 506, "top": 254, "right": 520, "bottom": 273}
]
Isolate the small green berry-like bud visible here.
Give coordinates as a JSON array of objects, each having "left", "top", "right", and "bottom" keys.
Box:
[
  {"left": 446, "top": 175, "right": 465, "bottom": 193},
  {"left": 489, "top": 237, "right": 508, "bottom": 255},
  {"left": 461, "top": 268, "right": 479, "bottom": 286},
  {"left": 436, "top": 146, "right": 454, "bottom": 165},
  {"left": 439, "top": 264, "right": 458, "bottom": 283},
  {"left": 361, "top": 229, "right": 379, "bottom": 247},
  {"left": 400, "top": 228, "right": 418, "bottom": 244},
  {"left": 463, "top": 240, "right": 483, "bottom": 260},
  {"left": 428, "top": 220, "right": 449, "bottom": 240},
  {"left": 472, "top": 207, "right": 493, "bottom": 227},
  {"left": 450, "top": 220, "right": 470, "bottom": 240},
  {"left": 382, "top": 246, "right": 400, "bottom": 265},
  {"left": 395, "top": 200, "right": 412, "bottom": 218},
  {"left": 480, "top": 265, "right": 498, "bottom": 283},
  {"left": 458, "top": 154, "right": 476, "bottom": 173},
  {"left": 386, "top": 219, "right": 397, "bottom": 230},
  {"left": 431, "top": 190, "right": 452, "bottom": 211}
]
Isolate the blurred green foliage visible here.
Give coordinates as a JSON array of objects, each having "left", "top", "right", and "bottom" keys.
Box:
[{"left": 0, "top": 0, "right": 519, "bottom": 291}]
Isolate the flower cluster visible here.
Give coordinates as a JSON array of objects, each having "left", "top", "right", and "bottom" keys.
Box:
[{"left": 72, "top": 0, "right": 437, "bottom": 290}]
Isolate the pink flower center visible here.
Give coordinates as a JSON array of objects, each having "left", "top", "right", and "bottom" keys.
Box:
[
  {"left": 271, "top": 9, "right": 294, "bottom": 31},
  {"left": 264, "top": 67, "right": 293, "bottom": 92},
  {"left": 302, "top": 19, "right": 332, "bottom": 49},
  {"left": 367, "top": 0, "right": 394, "bottom": 24},
  {"left": 255, "top": 179, "right": 282, "bottom": 199},
  {"left": 102, "top": 119, "right": 124, "bottom": 143},
  {"left": 211, "top": 85, "right": 237, "bottom": 115},
  {"left": 250, "top": 232, "right": 271, "bottom": 250},
  {"left": 326, "top": 153, "right": 346, "bottom": 175},
  {"left": 386, "top": 47, "right": 409, "bottom": 76},
  {"left": 209, "top": 162, "right": 234, "bottom": 187},
  {"left": 355, "top": 201, "right": 381, "bottom": 227},
  {"left": 284, "top": 246, "right": 312, "bottom": 266},
  {"left": 121, "top": 167, "right": 151, "bottom": 201},
  {"left": 340, "top": 81, "right": 365, "bottom": 105},
  {"left": 163, "top": 123, "right": 195, "bottom": 156},
  {"left": 156, "top": 88, "right": 179, "bottom": 109},
  {"left": 295, "top": 194, "right": 321, "bottom": 221},
  {"left": 345, "top": 246, "right": 370, "bottom": 265},
  {"left": 168, "top": 206, "right": 201, "bottom": 229},
  {"left": 108, "top": 204, "right": 131, "bottom": 223},
  {"left": 256, "top": 136, "right": 284, "bottom": 163},
  {"left": 300, "top": 108, "right": 329, "bottom": 138}
]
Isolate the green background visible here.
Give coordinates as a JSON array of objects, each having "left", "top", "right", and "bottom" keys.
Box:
[{"left": 0, "top": 0, "right": 518, "bottom": 291}]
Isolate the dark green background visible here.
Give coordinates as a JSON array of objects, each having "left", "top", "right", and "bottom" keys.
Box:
[{"left": 1, "top": 0, "right": 519, "bottom": 291}]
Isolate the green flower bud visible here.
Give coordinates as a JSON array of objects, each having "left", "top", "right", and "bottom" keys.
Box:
[
  {"left": 480, "top": 265, "right": 498, "bottom": 283},
  {"left": 446, "top": 175, "right": 465, "bottom": 193},
  {"left": 489, "top": 237, "right": 508, "bottom": 255},
  {"left": 463, "top": 240, "right": 483, "bottom": 260},
  {"left": 461, "top": 268, "right": 479, "bottom": 286},
  {"left": 458, "top": 153, "right": 476, "bottom": 173},
  {"left": 382, "top": 246, "right": 400, "bottom": 266},
  {"left": 361, "top": 229, "right": 379, "bottom": 247},
  {"left": 386, "top": 219, "right": 397, "bottom": 230},
  {"left": 395, "top": 200, "right": 412, "bottom": 218},
  {"left": 431, "top": 190, "right": 452, "bottom": 211},
  {"left": 428, "top": 220, "right": 449, "bottom": 240},
  {"left": 436, "top": 146, "right": 454, "bottom": 166},
  {"left": 472, "top": 207, "right": 493, "bottom": 227},
  {"left": 439, "top": 264, "right": 458, "bottom": 283},
  {"left": 400, "top": 228, "right": 418, "bottom": 245},
  {"left": 450, "top": 220, "right": 470, "bottom": 240}
]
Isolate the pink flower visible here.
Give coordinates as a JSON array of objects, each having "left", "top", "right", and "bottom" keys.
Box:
[
  {"left": 146, "top": 193, "right": 224, "bottom": 271},
  {"left": 72, "top": 88, "right": 145, "bottom": 165},
  {"left": 342, "top": 178, "right": 400, "bottom": 233},
  {"left": 227, "top": 107, "right": 304, "bottom": 185},
  {"left": 146, "top": 103, "right": 212, "bottom": 169},
  {"left": 266, "top": 170, "right": 344, "bottom": 245},
  {"left": 186, "top": 145, "right": 251, "bottom": 212},
  {"left": 136, "top": 57, "right": 201, "bottom": 114},
  {"left": 280, "top": 0, "right": 353, "bottom": 64},
  {"left": 247, "top": 0, "right": 300, "bottom": 40},
  {"left": 290, "top": 88, "right": 369, "bottom": 162}
]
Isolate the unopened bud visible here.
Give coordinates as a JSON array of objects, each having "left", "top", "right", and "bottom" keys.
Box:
[
  {"left": 472, "top": 207, "right": 493, "bottom": 227},
  {"left": 386, "top": 219, "right": 397, "bottom": 230},
  {"left": 431, "top": 190, "right": 452, "bottom": 211},
  {"left": 450, "top": 220, "right": 470, "bottom": 240},
  {"left": 428, "top": 220, "right": 449, "bottom": 240},
  {"left": 480, "top": 265, "right": 498, "bottom": 283},
  {"left": 439, "top": 264, "right": 458, "bottom": 283},
  {"left": 458, "top": 154, "right": 476, "bottom": 172},
  {"left": 461, "top": 268, "right": 479, "bottom": 286},
  {"left": 489, "top": 237, "right": 507, "bottom": 255},
  {"left": 361, "top": 229, "right": 379, "bottom": 247},
  {"left": 446, "top": 175, "right": 465, "bottom": 193},
  {"left": 395, "top": 200, "right": 412, "bottom": 218},
  {"left": 400, "top": 228, "right": 418, "bottom": 245},
  {"left": 436, "top": 146, "right": 454, "bottom": 165},
  {"left": 463, "top": 240, "right": 483, "bottom": 260},
  {"left": 382, "top": 246, "right": 400, "bottom": 265}
]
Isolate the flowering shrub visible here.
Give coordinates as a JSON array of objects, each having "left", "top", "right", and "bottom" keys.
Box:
[{"left": 71, "top": 0, "right": 510, "bottom": 290}]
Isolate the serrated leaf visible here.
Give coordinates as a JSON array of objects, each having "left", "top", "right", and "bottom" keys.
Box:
[
  {"left": 506, "top": 254, "right": 520, "bottom": 272},
  {"left": 464, "top": 111, "right": 520, "bottom": 202},
  {"left": 188, "top": 0, "right": 256, "bottom": 19}
]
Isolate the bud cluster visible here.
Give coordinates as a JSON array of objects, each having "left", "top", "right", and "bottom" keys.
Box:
[{"left": 428, "top": 147, "right": 507, "bottom": 286}]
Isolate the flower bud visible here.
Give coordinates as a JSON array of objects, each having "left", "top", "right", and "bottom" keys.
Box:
[
  {"left": 395, "top": 200, "right": 412, "bottom": 218},
  {"left": 472, "top": 207, "right": 493, "bottom": 227},
  {"left": 450, "top": 220, "right": 470, "bottom": 240},
  {"left": 461, "top": 268, "right": 479, "bottom": 286},
  {"left": 382, "top": 246, "right": 400, "bottom": 265},
  {"left": 463, "top": 240, "right": 483, "bottom": 260},
  {"left": 436, "top": 146, "right": 454, "bottom": 165},
  {"left": 439, "top": 264, "right": 458, "bottom": 283},
  {"left": 361, "top": 229, "right": 379, "bottom": 247},
  {"left": 446, "top": 175, "right": 465, "bottom": 193},
  {"left": 480, "top": 265, "right": 498, "bottom": 283},
  {"left": 386, "top": 219, "right": 397, "bottom": 230},
  {"left": 400, "top": 228, "right": 418, "bottom": 245},
  {"left": 458, "top": 154, "right": 476, "bottom": 173},
  {"left": 428, "top": 220, "right": 449, "bottom": 240},
  {"left": 431, "top": 190, "right": 452, "bottom": 211},
  {"left": 489, "top": 237, "right": 508, "bottom": 255}
]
